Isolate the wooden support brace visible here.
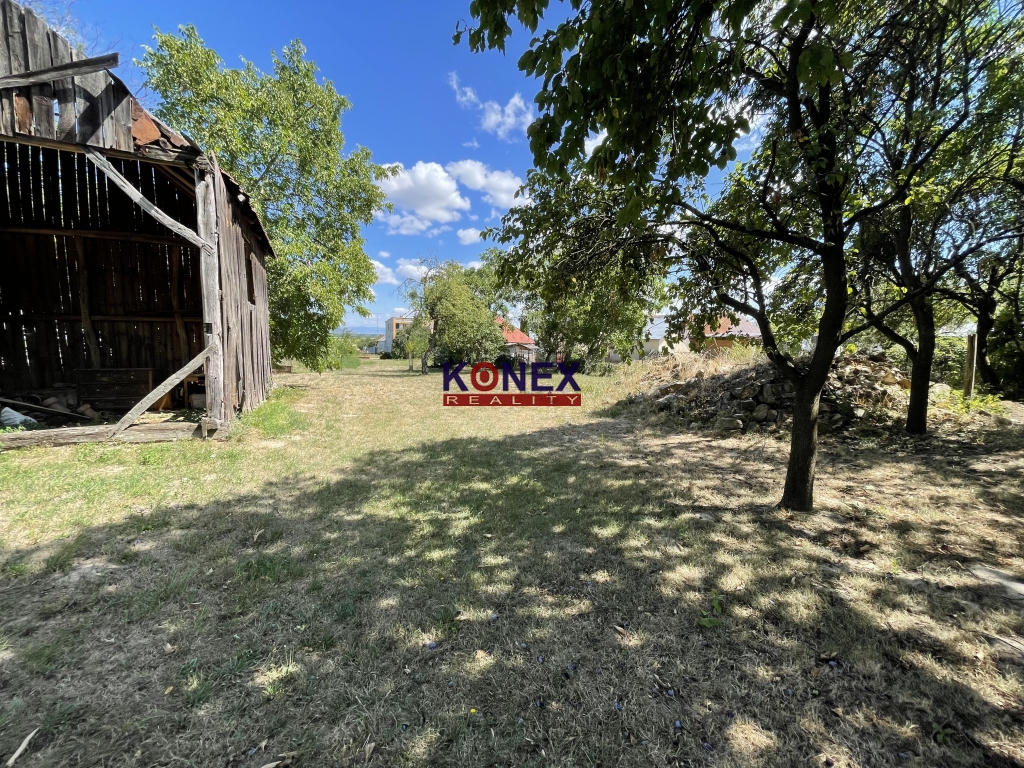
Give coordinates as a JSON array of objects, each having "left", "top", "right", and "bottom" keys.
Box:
[
  {"left": 0, "top": 52, "right": 119, "bottom": 89},
  {"left": 107, "top": 343, "right": 215, "bottom": 439},
  {"left": 82, "top": 146, "right": 213, "bottom": 253}
]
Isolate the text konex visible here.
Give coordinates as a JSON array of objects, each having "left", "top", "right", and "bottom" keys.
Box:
[{"left": 442, "top": 361, "right": 582, "bottom": 406}]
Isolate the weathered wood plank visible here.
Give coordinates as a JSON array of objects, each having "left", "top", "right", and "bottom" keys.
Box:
[
  {"left": 82, "top": 145, "right": 213, "bottom": 252},
  {"left": 21, "top": 7, "right": 53, "bottom": 138},
  {"left": 108, "top": 75, "right": 132, "bottom": 151},
  {"left": 194, "top": 164, "right": 226, "bottom": 427},
  {"left": 0, "top": 421, "right": 202, "bottom": 449},
  {"left": 47, "top": 31, "right": 76, "bottom": 142},
  {"left": 74, "top": 67, "right": 105, "bottom": 146},
  {"left": 0, "top": 51, "right": 119, "bottom": 89},
  {"left": 0, "top": 0, "right": 14, "bottom": 133},
  {"left": 107, "top": 342, "right": 213, "bottom": 438}
]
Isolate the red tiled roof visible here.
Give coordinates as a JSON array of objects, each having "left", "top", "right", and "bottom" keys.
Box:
[
  {"left": 496, "top": 317, "right": 534, "bottom": 345},
  {"left": 705, "top": 317, "right": 761, "bottom": 338}
]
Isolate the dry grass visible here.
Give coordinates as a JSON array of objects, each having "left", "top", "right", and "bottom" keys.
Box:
[{"left": 0, "top": 358, "right": 1022, "bottom": 767}]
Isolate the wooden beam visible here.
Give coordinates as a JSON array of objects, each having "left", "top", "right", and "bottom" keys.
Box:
[
  {"left": 83, "top": 145, "right": 213, "bottom": 253},
  {"left": 0, "top": 396, "right": 92, "bottom": 421},
  {"left": 74, "top": 238, "right": 102, "bottom": 367},
  {"left": 195, "top": 166, "right": 227, "bottom": 426},
  {"left": 0, "top": 421, "right": 201, "bottom": 449},
  {"left": 2, "top": 314, "right": 202, "bottom": 322},
  {"left": 108, "top": 343, "right": 213, "bottom": 439},
  {"left": 0, "top": 225, "right": 198, "bottom": 246},
  {"left": 0, "top": 132, "right": 204, "bottom": 168},
  {"left": 964, "top": 333, "right": 977, "bottom": 399},
  {"left": 0, "top": 52, "right": 119, "bottom": 90}
]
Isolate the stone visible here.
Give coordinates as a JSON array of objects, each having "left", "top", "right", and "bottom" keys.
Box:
[
  {"left": 739, "top": 399, "right": 757, "bottom": 411},
  {"left": 970, "top": 565, "right": 1024, "bottom": 601},
  {"left": 650, "top": 381, "right": 687, "bottom": 398},
  {"left": 852, "top": 407, "right": 866, "bottom": 418},
  {"left": 689, "top": 422, "right": 700, "bottom": 430},
  {"left": 819, "top": 421, "right": 833, "bottom": 435},
  {"left": 995, "top": 415, "right": 1013, "bottom": 427},
  {"left": 714, "top": 417, "right": 744, "bottom": 433},
  {"left": 739, "top": 383, "right": 760, "bottom": 399},
  {"left": 898, "top": 378, "right": 912, "bottom": 389},
  {"left": 759, "top": 383, "right": 776, "bottom": 403},
  {"left": 752, "top": 403, "right": 770, "bottom": 421},
  {"left": 881, "top": 372, "right": 898, "bottom": 385},
  {"left": 766, "top": 409, "right": 778, "bottom": 422},
  {"left": 782, "top": 381, "right": 796, "bottom": 394}
]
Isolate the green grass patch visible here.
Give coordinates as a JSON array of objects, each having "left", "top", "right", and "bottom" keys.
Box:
[
  {"left": 241, "top": 387, "right": 309, "bottom": 437},
  {"left": 235, "top": 552, "right": 306, "bottom": 583}
]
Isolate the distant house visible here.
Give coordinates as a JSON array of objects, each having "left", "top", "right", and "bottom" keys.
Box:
[
  {"left": 365, "top": 335, "right": 385, "bottom": 354},
  {"left": 697, "top": 316, "right": 762, "bottom": 350},
  {"left": 378, "top": 317, "right": 413, "bottom": 354},
  {"left": 497, "top": 318, "right": 538, "bottom": 363},
  {"left": 607, "top": 314, "right": 762, "bottom": 362}
]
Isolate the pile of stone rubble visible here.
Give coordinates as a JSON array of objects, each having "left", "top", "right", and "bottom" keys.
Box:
[{"left": 632, "top": 353, "right": 913, "bottom": 435}]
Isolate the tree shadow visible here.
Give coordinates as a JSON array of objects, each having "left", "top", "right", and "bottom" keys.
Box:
[{"left": 0, "top": 416, "right": 1022, "bottom": 767}]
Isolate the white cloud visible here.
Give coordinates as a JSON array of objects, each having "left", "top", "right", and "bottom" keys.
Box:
[
  {"left": 377, "top": 250, "right": 391, "bottom": 259},
  {"left": 372, "top": 260, "right": 398, "bottom": 285},
  {"left": 450, "top": 71, "right": 533, "bottom": 142},
  {"left": 457, "top": 228, "right": 482, "bottom": 245},
  {"left": 446, "top": 160, "right": 527, "bottom": 208},
  {"left": 396, "top": 258, "right": 429, "bottom": 281},
  {"left": 480, "top": 93, "right": 532, "bottom": 141},
  {"left": 585, "top": 129, "right": 608, "bottom": 156},
  {"left": 448, "top": 72, "right": 480, "bottom": 108},
  {"left": 463, "top": 139, "right": 480, "bottom": 149},
  {"left": 467, "top": 260, "right": 484, "bottom": 269},
  {"left": 393, "top": 307, "right": 410, "bottom": 316},
  {"left": 379, "top": 161, "right": 471, "bottom": 235}
]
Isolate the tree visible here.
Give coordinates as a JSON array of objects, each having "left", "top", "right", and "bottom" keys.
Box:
[
  {"left": 489, "top": 168, "right": 667, "bottom": 366},
  {"left": 402, "top": 261, "right": 507, "bottom": 373},
  {"left": 138, "top": 25, "right": 391, "bottom": 372},
  {"left": 461, "top": 0, "right": 1024, "bottom": 510},
  {"left": 393, "top": 318, "right": 432, "bottom": 372}
]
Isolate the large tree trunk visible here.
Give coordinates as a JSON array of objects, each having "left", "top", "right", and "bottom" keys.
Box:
[
  {"left": 975, "top": 298, "right": 1000, "bottom": 388},
  {"left": 905, "top": 299, "right": 935, "bottom": 434},
  {"left": 781, "top": 382, "right": 822, "bottom": 511}
]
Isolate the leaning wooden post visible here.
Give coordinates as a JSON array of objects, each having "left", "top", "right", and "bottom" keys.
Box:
[
  {"left": 195, "top": 159, "right": 226, "bottom": 435},
  {"left": 963, "top": 333, "right": 977, "bottom": 400}
]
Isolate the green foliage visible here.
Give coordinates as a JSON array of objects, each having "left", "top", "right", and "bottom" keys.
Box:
[
  {"left": 488, "top": 169, "right": 666, "bottom": 363},
  {"left": 989, "top": 281, "right": 1024, "bottom": 398},
  {"left": 393, "top": 317, "right": 432, "bottom": 361},
  {"left": 405, "top": 261, "right": 507, "bottom": 365},
  {"left": 324, "top": 334, "right": 361, "bottom": 371},
  {"left": 937, "top": 390, "right": 1004, "bottom": 415},
  {"left": 138, "top": 26, "right": 390, "bottom": 372}
]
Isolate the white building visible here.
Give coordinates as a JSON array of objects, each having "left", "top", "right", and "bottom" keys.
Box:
[{"left": 378, "top": 317, "right": 413, "bottom": 354}]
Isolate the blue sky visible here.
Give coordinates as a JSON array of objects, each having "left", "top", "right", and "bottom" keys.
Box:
[{"left": 72, "top": 0, "right": 548, "bottom": 334}]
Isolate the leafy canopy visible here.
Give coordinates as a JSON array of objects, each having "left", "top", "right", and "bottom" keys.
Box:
[{"left": 138, "top": 25, "right": 391, "bottom": 371}]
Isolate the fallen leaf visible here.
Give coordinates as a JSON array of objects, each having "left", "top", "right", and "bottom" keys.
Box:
[
  {"left": 253, "top": 528, "right": 265, "bottom": 543},
  {"left": 164, "top": 643, "right": 177, "bottom": 654},
  {"left": 365, "top": 741, "right": 376, "bottom": 761},
  {"left": 258, "top": 738, "right": 268, "bottom": 752},
  {"left": 483, "top": 534, "right": 493, "bottom": 538},
  {"left": 164, "top": 686, "right": 173, "bottom": 695},
  {"left": 614, "top": 625, "right": 628, "bottom": 637}
]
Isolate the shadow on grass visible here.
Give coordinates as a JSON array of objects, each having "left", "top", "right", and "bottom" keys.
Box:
[{"left": 1, "top": 416, "right": 1023, "bottom": 767}]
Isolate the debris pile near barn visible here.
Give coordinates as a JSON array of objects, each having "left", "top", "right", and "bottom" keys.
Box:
[{"left": 630, "top": 353, "right": 915, "bottom": 435}]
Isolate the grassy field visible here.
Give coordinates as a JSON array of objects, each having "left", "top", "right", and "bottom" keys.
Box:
[{"left": 1, "top": 358, "right": 1022, "bottom": 767}]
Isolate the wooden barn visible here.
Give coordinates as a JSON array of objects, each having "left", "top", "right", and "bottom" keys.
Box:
[{"left": 0, "top": 0, "right": 272, "bottom": 447}]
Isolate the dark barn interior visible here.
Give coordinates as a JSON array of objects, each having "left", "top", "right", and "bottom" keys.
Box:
[{"left": 0, "top": 0, "right": 272, "bottom": 448}]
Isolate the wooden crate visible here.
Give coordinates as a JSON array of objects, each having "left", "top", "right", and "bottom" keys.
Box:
[{"left": 77, "top": 368, "right": 153, "bottom": 410}]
